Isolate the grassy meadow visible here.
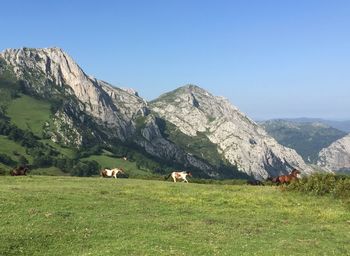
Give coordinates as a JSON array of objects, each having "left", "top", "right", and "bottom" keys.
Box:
[
  {"left": 0, "top": 176, "right": 349, "bottom": 256},
  {"left": 6, "top": 94, "right": 51, "bottom": 137}
]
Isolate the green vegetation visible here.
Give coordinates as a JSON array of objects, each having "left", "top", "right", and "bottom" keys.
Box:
[
  {"left": 0, "top": 135, "right": 33, "bottom": 163},
  {"left": 82, "top": 154, "right": 155, "bottom": 178},
  {"left": 29, "top": 167, "right": 68, "bottom": 176},
  {"left": 0, "top": 71, "right": 154, "bottom": 176},
  {"left": 288, "top": 173, "right": 350, "bottom": 202},
  {"left": 0, "top": 176, "right": 349, "bottom": 255},
  {"left": 40, "top": 139, "right": 77, "bottom": 158},
  {"left": 7, "top": 94, "right": 51, "bottom": 137}
]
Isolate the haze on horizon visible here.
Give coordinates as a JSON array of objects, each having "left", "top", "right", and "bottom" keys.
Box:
[{"left": 1, "top": 0, "right": 349, "bottom": 120}]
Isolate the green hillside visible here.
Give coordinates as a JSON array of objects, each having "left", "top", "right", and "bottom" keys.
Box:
[
  {"left": 0, "top": 176, "right": 349, "bottom": 255},
  {"left": 0, "top": 85, "right": 155, "bottom": 176},
  {"left": 7, "top": 94, "right": 51, "bottom": 137},
  {"left": 0, "top": 66, "right": 164, "bottom": 176},
  {"left": 82, "top": 154, "right": 156, "bottom": 178}
]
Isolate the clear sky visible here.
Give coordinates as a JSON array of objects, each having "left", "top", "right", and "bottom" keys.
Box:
[{"left": 1, "top": 0, "right": 349, "bottom": 120}]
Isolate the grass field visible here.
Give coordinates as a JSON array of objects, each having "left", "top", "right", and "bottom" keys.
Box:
[{"left": 0, "top": 176, "right": 349, "bottom": 255}]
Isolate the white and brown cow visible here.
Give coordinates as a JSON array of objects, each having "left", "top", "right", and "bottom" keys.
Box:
[
  {"left": 100, "top": 168, "right": 125, "bottom": 179},
  {"left": 165, "top": 171, "right": 192, "bottom": 183}
]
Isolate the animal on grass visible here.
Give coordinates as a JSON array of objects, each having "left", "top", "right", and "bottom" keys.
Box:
[
  {"left": 266, "top": 176, "right": 279, "bottom": 183},
  {"left": 247, "top": 179, "right": 264, "bottom": 186},
  {"left": 100, "top": 168, "right": 125, "bottom": 179},
  {"left": 165, "top": 171, "right": 192, "bottom": 183},
  {"left": 269, "top": 169, "right": 301, "bottom": 185},
  {"left": 10, "top": 165, "right": 29, "bottom": 176}
]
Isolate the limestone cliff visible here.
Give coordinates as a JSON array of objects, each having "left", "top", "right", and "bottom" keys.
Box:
[
  {"left": 317, "top": 134, "right": 350, "bottom": 172},
  {"left": 150, "top": 85, "right": 314, "bottom": 178}
]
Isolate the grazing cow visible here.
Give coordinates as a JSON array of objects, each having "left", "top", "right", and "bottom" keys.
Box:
[
  {"left": 10, "top": 165, "right": 29, "bottom": 176},
  {"left": 100, "top": 168, "right": 125, "bottom": 179},
  {"left": 165, "top": 171, "right": 192, "bottom": 183}
]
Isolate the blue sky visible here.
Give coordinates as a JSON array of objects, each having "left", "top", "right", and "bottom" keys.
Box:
[{"left": 1, "top": 0, "right": 349, "bottom": 120}]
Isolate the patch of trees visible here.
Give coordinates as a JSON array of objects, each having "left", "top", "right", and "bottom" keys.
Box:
[
  {"left": 0, "top": 153, "right": 16, "bottom": 167},
  {"left": 0, "top": 120, "right": 39, "bottom": 148},
  {"left": 0, "top": 119, "right": 101, "bottom": 176},
  {"left": 70, "top": 160, "right": 100, "bottom": 177}
]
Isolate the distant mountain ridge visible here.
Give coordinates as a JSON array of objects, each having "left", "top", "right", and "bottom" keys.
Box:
[
  {"left": 260, "top": 119, "right": 347, "bottom": 164},
  {"left": 266, "top": 118, "right": 350, "bottom": 133},
  {"left": 0, "top": 47, "right": 315, "bottom": 178}
]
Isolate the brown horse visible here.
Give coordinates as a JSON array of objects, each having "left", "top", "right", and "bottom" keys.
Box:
[
  {"left": 269, "top": 169, "right": 301, "bottom": 185},
  {"left": 10, "top": 165, "right": 29, "bottom": 176}
]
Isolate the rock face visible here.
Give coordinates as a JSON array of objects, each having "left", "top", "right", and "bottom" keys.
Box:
[
  {"left": 317, "top": 134, "right": 350, "bottom": 172},
  {"left": 0, "top": 47, "right": 315, "bottom": 178},
  {"left": 0, "top": 47, "right": 147, "bottom": 141},
  {"left": 150, "top": 85, "right": 314, "bottom": 178}
]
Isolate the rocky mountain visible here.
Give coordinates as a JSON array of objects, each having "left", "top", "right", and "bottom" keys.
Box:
[
  {"left": 0, "top": 47, "right": 148, "bottom": 143},
  {"left": 150, "top": 86, "right": 314, "bottom": 178},
  {"left": 0, "top": 47, "right": 315, "bottom": 179},
  {"left": 260, "top": 119, "right": 347, "bottom": 163},
  {"left": 317, "top": 134, "right": 350, "bottom": 173}
]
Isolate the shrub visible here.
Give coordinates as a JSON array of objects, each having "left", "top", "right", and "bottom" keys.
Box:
[
  {"left": 287, "top": 173, "right": 350, "bottom": 199},
  {"left": 71, "top": 160, "right": 100, "bottom": 177}
]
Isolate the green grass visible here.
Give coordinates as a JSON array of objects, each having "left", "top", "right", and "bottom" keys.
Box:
[
  {"left": 0, "top": 135, "right": 33, "bottom": 163},
  {"left": 29, "top": 167, "right": 68, "bottom": 176},
  {"left": 82, "top": 154, "right": 155, "bottom": 177},
  {"left": 7, "top": 94, "right": 51, "bottom": 137},
  {"left": 0, "top": 176, "right": 349, "bottom": 255},
  {"left": 41, "top": 139, "right": 77, "bottom": 158}
]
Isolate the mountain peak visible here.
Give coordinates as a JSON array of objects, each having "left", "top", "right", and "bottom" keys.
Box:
[
  {"left": 1, "top": 46, "right": 67, "bottom": 58},
  {"left": 177, "top": 84, "right": 209, "bottom": 95}
]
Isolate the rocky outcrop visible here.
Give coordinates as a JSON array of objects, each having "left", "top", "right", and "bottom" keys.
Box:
[
  {"left": 150, "top": 85, "right": 314, "bottom": 178},
  {"left": 317, "top": 134, "right": 350, "bottom": 172},
  {"left": 134, "top": 115, "right": 216, "bottom": 177}
]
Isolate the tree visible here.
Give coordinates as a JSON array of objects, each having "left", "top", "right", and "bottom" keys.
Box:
[{"left": 18, "top": 155, "right": 28, "bottom": 165}]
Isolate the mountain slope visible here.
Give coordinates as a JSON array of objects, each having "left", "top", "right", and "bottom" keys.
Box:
[
  {"left": 317, "top": 134, "right": 350, "bottom": 173},
  {"left": 150, "top": 85, "right": 314, "bottom": 178},
  {"left": 1, "top": 47, "right": 148, "bottom": 142},
  {"left": 0, "top": 47, "right": 315, "bottom": 178},
  {"left": 260, "top": 119, "right": 347, "bottom": 163},
  {"left": 0, "top": 47, "right": 219, "bottom": 177}
]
